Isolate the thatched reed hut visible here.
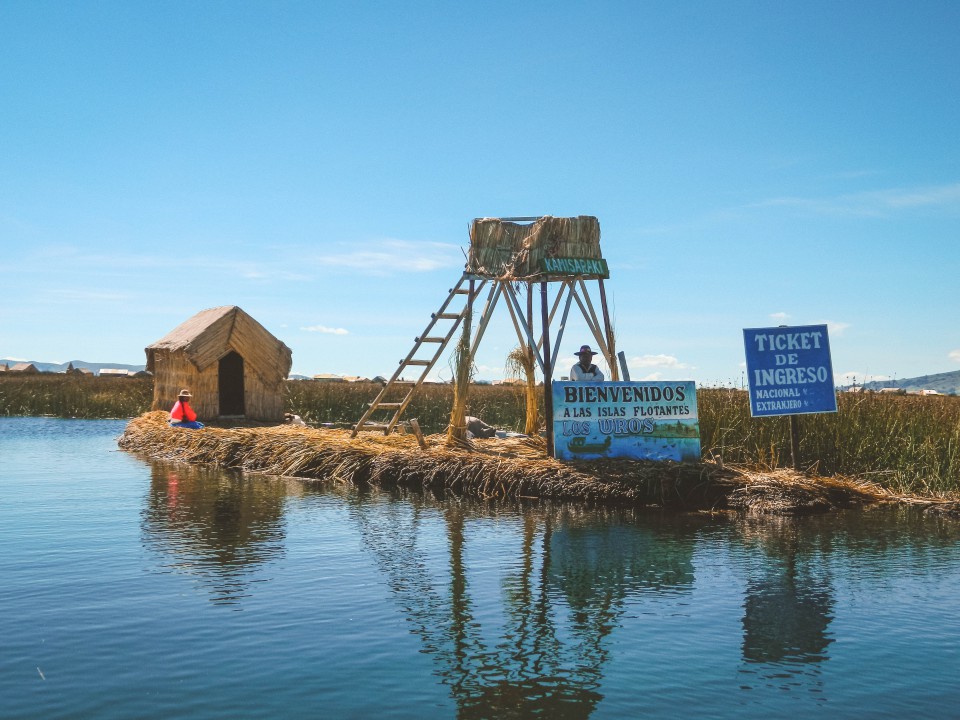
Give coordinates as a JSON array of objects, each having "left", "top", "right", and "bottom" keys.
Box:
[
  {"left": 466, "top": 216, "right": 603, "bottom": 280},
  {"left": 146, "top": 306, "right": 292, "bottom": 422}
]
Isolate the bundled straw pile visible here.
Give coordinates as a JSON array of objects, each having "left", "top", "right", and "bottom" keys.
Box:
[
  {"left": 467, "top": 216, "right": 602, "bottom": 280},
  {"left": 506, "top": 345, "right": 540, "bottom": 436},
  {"left": 446, "top": 293, "right": 474, "bottom": 446},
  {"left": 726, "top": 469, "right": 891, "bottom": 515},
  {"left": 118, "top": 412, "right": 899, "bottom": 512}
]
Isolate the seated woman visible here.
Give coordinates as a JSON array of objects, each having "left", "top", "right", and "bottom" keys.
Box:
[{"left": 169, "top": 389, "right": 204, "bottom": 429}]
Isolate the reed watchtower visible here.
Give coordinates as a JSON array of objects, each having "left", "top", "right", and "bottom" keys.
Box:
[{"left": 352, "top": 216, "right": 617, "bottom": 443}]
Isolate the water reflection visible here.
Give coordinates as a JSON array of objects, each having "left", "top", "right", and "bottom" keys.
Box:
[
  {"left": 349, "top": 494, "right": 702, "bottom": 718},
  {"left": 133, "top": 456, "right": 960, "bottom": 716},
  {"left": 141, "top": 461, "right": 288, "bottom": 605},
  {"left": 734, "top": 517, "right": 834, "bottom": 701},
  {"left": 734, "top": 509, "right": 960, "bottom": 695},
  {"left": 739, "top": 518, "right": 834, "bottom": 665}
]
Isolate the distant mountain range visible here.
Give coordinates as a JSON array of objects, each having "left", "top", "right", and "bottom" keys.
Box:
[
  {"left": 1, "top": 358, "right": 146, "bottom": 375},
  {"left": 854, "top": 369, "right": 960, "bottom": 395},
  {"left": 5, "top": 358, "right": 960, "bottom": 394}
]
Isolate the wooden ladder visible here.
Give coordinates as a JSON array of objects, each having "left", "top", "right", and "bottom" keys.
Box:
[{"left": 351, "top": 274, "right": 486, "bottom": 437}]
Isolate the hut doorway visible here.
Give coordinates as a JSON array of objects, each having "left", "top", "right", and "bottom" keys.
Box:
[{"left": 218, "top": 351, "right": 246, "bottom": 416}]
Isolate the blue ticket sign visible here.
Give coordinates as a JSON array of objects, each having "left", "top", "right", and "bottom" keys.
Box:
[
  {"left": 552, "top": 381, "right": 701, "bottom": 462},
  {"left": 743, "top": 324, "right": 837, "bottom": 417}
]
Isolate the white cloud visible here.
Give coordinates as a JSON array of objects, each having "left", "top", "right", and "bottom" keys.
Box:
[
  {"left": 624, "top": 354, "right": 695, "bottom": 381},
  {"left": 312, "top": 239, "right": 463, "bottom": 274},
  {"left": 769, "top": 312, "right": 789, "bottom": 322},
  {"left": 628, "top": 354, "right": 692, "bottom": 369},
  {"left": 949, "top": 349, "right": 960, "bottom": 364},
  {"left": 473, "top": 364, "right": 504, "bottom": 377},
  {"left": 239, "top": 266, "right": 310, "bottom": 282},
  {"left": 301, "top": 325, "right": 349, "bottom": 335},
  {"left": 821, "top": 320, "right": 851, "bottom": 337},
  {"left": 750, "top": 182, "right": 960, "bottom": 217}
]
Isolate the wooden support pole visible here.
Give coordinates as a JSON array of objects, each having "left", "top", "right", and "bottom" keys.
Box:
[
  {"left": 789, "top": 415, "right": 801, "bottom": 470},
  {"left": 618, "top": 351, "right": 631, "bottom": 381},
  {"left": 540, "top": 281, "right": 554, "bottom": 457},
  {"left": 527, "top": 282, "right": 533, "bottom": 349},
  {"left": 598, "top": 278, "right": 618, "bottom": 381}
]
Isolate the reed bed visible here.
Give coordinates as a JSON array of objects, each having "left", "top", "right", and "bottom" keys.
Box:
[
  {"left": 0, "top": 374, "right": 152, "bottom": 418},
  {"left": 119, "top": 411, "right": 658, "bottom": 504},
  {"left": 6, "top": 374, "right": 960, "bottom": 497},
  {"left": 118, "top": 411, "right": 900, "bottom": 513},
  {"left": 284, "top": 381, "right": 528, "bottom": 433},
  {"left": 698, "top": 389, "right": 960, "bottom": 496}
]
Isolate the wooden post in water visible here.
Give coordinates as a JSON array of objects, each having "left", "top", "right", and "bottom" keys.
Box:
[{"left": 540, "top": 281, "right": 554, "bottom": 458}]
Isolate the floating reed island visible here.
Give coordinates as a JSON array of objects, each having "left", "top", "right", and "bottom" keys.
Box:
[{"left": 115, "top": 411, "right": 932, "bottom": 515}]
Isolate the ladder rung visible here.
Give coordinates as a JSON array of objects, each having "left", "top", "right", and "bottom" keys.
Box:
[{"left": 354, "top": 275, "right": 478, "bottom": 434}]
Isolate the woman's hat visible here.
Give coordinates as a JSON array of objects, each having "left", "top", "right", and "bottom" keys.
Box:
[
  {"left": 576, "top": 345, "right": 598, "bottom": 356},
  {"left": 178, "top": 389, "right": 192, "bottom": 398}
]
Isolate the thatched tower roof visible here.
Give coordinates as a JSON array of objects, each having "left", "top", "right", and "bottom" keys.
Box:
[
  {"left": 146, "top": 306, "right": 291, "bottom": 376},
  {"left": 466, "top": 215, "right": 604, "bottom": 280}
]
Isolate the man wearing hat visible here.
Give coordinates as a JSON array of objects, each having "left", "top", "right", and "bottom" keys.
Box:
[
  {"left": 570, "top": 345, "right": 605, "bottom": 382},
  {"left": 169, "top": 389, "right": 204, "bottom": 429}
]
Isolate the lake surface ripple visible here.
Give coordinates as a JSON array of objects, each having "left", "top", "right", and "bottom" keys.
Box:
[{"left": 2, "top": 418, "right": 959, "bottom": 719}]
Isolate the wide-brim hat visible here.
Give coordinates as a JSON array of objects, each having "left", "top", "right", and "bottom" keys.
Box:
[
  {"left": 576, "top": 345, "right": 598, "bottom": 357},
  {"left": 178, "top": 389, "right": 192, "bottom": 398}
]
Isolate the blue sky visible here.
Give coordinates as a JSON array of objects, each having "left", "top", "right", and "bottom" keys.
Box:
[{"left": 2, "top": 0, "right": 958, "bottom": 385}]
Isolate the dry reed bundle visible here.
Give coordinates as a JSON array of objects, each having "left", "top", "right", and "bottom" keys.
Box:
[
  {"left": 506, "top": 345, "right": 539, "bottom": 436},
  {"left": 446, "top": 297, "right": 474, "bottom": 447},
  {"left": 727, "top": 468, "right": 893, "bottom": 515},
  {"left": 117, "top": 412, "right": 907, "bottom": 513},
  {"left": 467, "top": 216, "right": 602, "bottom": 280}
]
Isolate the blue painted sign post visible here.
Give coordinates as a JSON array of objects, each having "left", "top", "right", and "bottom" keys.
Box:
[
  {"left": 743, "top": 324, "right": 837, "bottom": 468},
  {"left": 743, "top": 324, "right": 837, "bottom": 417}
]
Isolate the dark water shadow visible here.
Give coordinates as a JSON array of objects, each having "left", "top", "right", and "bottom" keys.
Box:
[
  {"left": 140, "top": 460, "right": 289, "bottom": 606},
  {"left": 733, "top": 506, "right": 960, "bottom": 696}
]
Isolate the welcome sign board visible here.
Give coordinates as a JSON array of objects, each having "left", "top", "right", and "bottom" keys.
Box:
[{"left": 552, "top": 381, "right": 701, "bottom": 462}]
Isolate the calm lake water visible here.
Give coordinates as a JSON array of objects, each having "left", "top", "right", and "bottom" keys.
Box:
[{"left": 2, "top": 417, "right": 960, "bottom": 719}]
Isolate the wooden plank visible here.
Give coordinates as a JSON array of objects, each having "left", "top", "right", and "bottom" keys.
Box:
[{"left": 408, "top": 419, "right": 427, "bottom": 450}]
